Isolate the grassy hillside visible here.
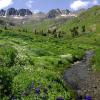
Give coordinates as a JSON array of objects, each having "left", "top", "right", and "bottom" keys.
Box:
[
  {"left": 0, "top": 6, "right": 100, "bottom": 100},
  {"left": 60, "top": 6, "right": 100, "bottom": 34},
  {"left": 59, "top": 6, "right": 100, "bottom": 71}
]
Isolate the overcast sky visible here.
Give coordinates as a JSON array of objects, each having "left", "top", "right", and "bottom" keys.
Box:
[{"left": 0, "top": 0, "right": 99, "bottom": 12}]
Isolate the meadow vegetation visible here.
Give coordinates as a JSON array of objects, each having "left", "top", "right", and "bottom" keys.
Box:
[{"left": 0, "top": 6, "right": 100, "bottom": 100}]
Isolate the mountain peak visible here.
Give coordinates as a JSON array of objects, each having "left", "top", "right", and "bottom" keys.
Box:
[{"left": 0, "top": 8, "right": 32, "bottom": 17}]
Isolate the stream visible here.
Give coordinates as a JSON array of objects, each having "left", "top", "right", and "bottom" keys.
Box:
[{"left": 63, "top": 50, "right": 100, "bottom": 100}]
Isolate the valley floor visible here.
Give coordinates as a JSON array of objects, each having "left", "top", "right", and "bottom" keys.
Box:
[{"left": 0, "top": 28, "right": 100, "bottom": 100}]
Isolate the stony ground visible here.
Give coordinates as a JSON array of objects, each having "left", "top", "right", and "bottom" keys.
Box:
[{"left": 63, "top": 51, "right": 100, "bottom": 100}]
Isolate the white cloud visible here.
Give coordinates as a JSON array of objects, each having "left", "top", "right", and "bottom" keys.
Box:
[
  {"left": 26, "top": 0, "right": 35, "bottom": 9},
  {"left": 0, "top": 0, "right": 13, "bottom": 9},
  {"left": 70, "top": 0, "right": 99, "bottom": 11}
]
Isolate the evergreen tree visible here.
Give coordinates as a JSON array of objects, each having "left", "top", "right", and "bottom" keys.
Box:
[
  {"left": 70, "top": 26, "right": 79, "bottom": 37},
  {"left": 82, "top": 25, "right": 86, "bottom": 32}
]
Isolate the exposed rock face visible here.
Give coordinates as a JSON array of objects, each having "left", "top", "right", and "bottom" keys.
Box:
[
  {"left": 0, "top": 9, "right": 6, "bottom": 16},
  {"left": 47, "top": 9, "right": 60, "bottom": 18},
  {"left": 0, "top": 8, "right": 74, "bottom": 20},
  {"left": 47, "top": 9, "right": 70, "bottom": 18},
  {"left": 0, "top": 8, "right": 32, "bottom": 17},
  {"left": 18, "top": 9, "right": 32, "bottom": 16},
  {"left": 7, "top": 8, "right": 18, "bottom": 16},
  {"left": 61, "top": 9, "right": 70, "bottom": 14}
]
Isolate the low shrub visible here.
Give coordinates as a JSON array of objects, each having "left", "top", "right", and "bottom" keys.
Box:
[
  {"left": 0, "top": 45, "right": 17, "bottom": 67},
  {"left": 0, "top": 68, "right": 12, "bottom": 98}
]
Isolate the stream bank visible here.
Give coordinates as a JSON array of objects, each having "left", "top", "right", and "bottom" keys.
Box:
[{"left": 63, "top": 51, "right": 100, "bottom": 100}]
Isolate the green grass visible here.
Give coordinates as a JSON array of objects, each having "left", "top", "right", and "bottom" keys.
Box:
[
  {"left": 0, "top": 6, "right": 100, "bottom": 100},
  {"left": 0, "top": 28, "right": 99, "bottom": 99},
  {"left": 0, "top": 30, "right": 83, "bottom": 99},
  {"left": 92, "top": 47, "right": 100, "bottom": 71},
  {"left": 0, "top": 45, "right": 17, "bottom": 67}
]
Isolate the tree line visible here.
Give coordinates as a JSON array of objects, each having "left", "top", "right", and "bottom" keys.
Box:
[{"left": 70, "top": 25, "right": 86, "bottom": 37}]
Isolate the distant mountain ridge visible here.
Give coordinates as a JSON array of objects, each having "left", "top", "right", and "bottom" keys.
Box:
[
  {"left": 0, "top": 8, "right": 32, "bottom": 17},
  {"left": 0, "top": 8, "right": 78, "bottom": 20},
  {"left": 47, "top": 8, "right": 71, "bottom": 18}
]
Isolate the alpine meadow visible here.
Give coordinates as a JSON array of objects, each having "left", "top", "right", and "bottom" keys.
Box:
[{"left": 0, "top": 2, "right": 100, "bottom": 100}]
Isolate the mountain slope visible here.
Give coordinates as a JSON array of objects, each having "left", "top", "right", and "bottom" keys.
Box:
[{"left": 60, "top": 5, "right": 100, "bottom": 34}]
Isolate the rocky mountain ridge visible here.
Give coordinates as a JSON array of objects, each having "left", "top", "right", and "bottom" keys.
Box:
[
  {"left": 47, "top": 8, "right": 71, "bottom": 18},
  {"left": 0, "top": 8, "right": 79, "bottom": 21},
  {"left": 0, "top": 8, "right": 32, "bottom": 17}
]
